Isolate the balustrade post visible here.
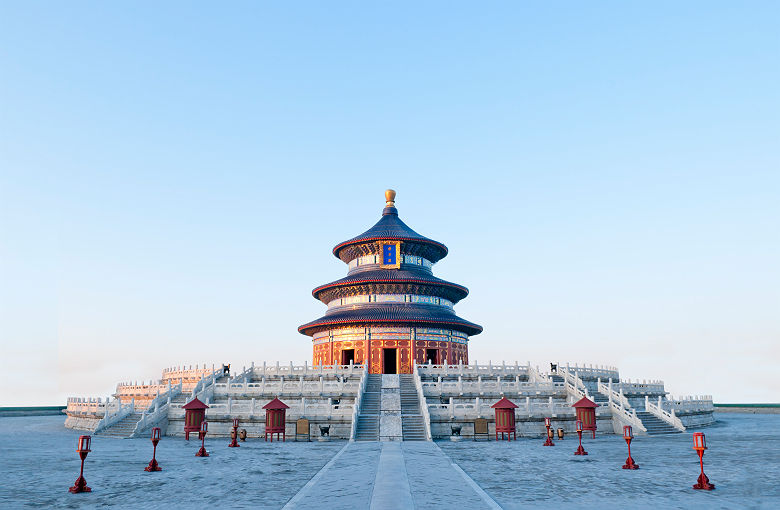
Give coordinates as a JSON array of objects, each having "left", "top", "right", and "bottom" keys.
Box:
[
  {"left": 525, "top": 396, "right": 530, "bottom": 414},
  {"left": 449, "top": 397, "right": 454, "bottom": 419},
  {"left": 476, "top": 397, "right": 481, "bottom": 418},
  {"left": 251, "top": 398, "right": 256, "bottom": 416},
  {"left": 549, "top": 396, "right": 554, "bottom": 414},
  {"left": 228, "top": 397, "right": 232, "bottom": 414},
  {"left": 478, "top": 376, "right": 483, "bottom": 395}
]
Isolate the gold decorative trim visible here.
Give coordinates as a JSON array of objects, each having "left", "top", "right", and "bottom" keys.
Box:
[{"left": 378, "top": 241, "right": 402, "bottom": 269}]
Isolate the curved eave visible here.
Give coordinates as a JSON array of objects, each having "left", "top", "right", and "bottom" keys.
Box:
[
  {"left": 298, "top": 306, "right": 483, "bottom": 337},
  {"left": 333, "top": 235, "right": 448, "bottom": 263},
  {"left": 312, "top": 275, "right": 469, "bottom": 303}
]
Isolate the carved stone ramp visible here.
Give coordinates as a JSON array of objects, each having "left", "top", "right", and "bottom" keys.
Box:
[{"left": 283, "top": 441, "right": 500, "bottom": 509}]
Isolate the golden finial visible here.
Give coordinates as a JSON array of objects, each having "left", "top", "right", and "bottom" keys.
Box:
[{"left": 385, "top": 189, "right": 396, "bottom": 207}]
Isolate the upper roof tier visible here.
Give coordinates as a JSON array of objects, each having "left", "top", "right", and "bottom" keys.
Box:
[{"left": 332, "top": 190, "right": 449, "bottom": 264}]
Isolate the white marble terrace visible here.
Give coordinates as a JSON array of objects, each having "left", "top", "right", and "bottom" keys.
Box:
[{"left": 65, "top": 360, "right": 715, "bottom": 439}]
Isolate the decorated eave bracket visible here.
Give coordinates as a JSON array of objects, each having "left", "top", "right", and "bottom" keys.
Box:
[{"left": 378, "top": 241, "right": 402, "bottom": 269}]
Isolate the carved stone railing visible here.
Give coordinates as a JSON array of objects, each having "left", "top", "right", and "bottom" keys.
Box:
[
  {"left": 527, "top": 364, "right": 549, "bottom": 384},
  {"left": 252, "top": 362, "right": 364, "bottom": 379},
  {"left": 193, "top": 399, "right": 354, "bottom": 419},
  {"left": 349, "top": 364, "right": 369, "bottom": 441},
  {"left": 558, "top": 362, "right": 619, "bottom": 381},
  {"left": 130, "top": 381, "right": 183, "bottom": 437},
  {"left": 427, "top": 396, "right": 577, "bottom": 420},
  {"left": 595, "top": 379, "right": 646, "bottom": 434},
  {"left": 94, "top": 398, "right": 135, "bottom": 434},
  {"left": 420, "top": 378, "right": 562, "bottom": 397},
  {"left": 644, "top": 395, "right": 686, "bottom": 432},
  {"left": 66, "top": 397, "right": 109, "bottom": 416},
  {"left": 558, "top": 367, "right": 588, "bottom": 400},
  {"left": 664, "top": 395, "right": 714, "bottom": 413},
  {"left": 412, "top": 364, "right": 432, "bottom": 441},
  {"left": 214, "top": 379, "right": 360, "bottom": 397},
  {"left": 416, "top": 361, "right": 530, "bottom": 378}
]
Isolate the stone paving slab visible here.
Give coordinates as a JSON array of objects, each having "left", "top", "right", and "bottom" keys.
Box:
[
  {"left": 370, "top": 443, "right": 414, "bottom": 510},
  {"left": 284, "top": 441, "right": 382, "bottom": 509},
  {"left": 403, "top": 442, "right": 499, "bottom": 510},
  {"left": 285, "top": 441, "right": 499, "bottom": 509},
  {"left": 440, "top": 413, "right": 780, "bottom": 509}
]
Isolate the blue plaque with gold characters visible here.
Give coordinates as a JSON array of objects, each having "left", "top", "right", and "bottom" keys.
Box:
[{"left": 379, "top": 241, "right": 401, "bottom": 269}]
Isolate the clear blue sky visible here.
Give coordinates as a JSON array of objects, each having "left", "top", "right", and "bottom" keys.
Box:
[{"left": 1, "top": 2, "right": 778, "bottom": 405}]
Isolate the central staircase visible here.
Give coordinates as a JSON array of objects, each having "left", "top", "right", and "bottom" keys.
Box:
[
  {"left": 354, "top": 374, "right": 381, "bottom": 441},
  {"left": 399, "top": 375, "right": 426, "bottom": 441}
]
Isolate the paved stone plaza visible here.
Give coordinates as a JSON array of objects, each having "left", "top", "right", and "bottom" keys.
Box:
[{"left": 2, "top": 413, "right": 778, "bottom": 509}]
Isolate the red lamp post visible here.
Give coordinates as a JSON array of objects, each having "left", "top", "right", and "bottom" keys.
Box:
[
  {"left": 574, "top": 419, "right": 587, "bottom": 455},
  {"left": 69, "top": 435, "right": 92, "bottom": 493},
  {"left": 692, "top": 432, "right": 715, "bottom": 490},
  {"left": 543, "top": 417, "right": 555, "bottom": 446},
  {"left": 145, "top": 427, "right": 162, "bottom": 472},
  {"left": 195, "top": 421, "right": 209, "bottom": 457},
  {"left": 228, "top": 418, "right": 240, "bottom": 447},
  {"left": 622, "top": 425, "right": 639, "bottom": 469}
]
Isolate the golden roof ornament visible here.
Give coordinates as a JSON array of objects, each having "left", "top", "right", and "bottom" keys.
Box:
[{"left": 385, "top": 189, "right": 396, "bottom": 208}]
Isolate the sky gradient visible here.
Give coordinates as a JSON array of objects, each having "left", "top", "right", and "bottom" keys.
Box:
[{"left": 1, "top": 1, "right": 778, "bottom": 405}]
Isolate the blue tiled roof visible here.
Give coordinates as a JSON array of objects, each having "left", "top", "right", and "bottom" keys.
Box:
[
  {"left": 298, "top": 303, "right": 483, "bottom": 336},
  {"left": 312, "top": 269, "right": 469, "bottom": 303},
  {"left": 332, "top": 206, "right": 448, "bottom": 262}
]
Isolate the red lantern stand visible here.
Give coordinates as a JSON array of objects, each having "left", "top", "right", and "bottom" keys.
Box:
[
  {"left": 182, "top": 397, "right": 209, "bottom": 440},
  {"left": 543, "top": 417, "right": 555, "bottom": 446},
  {"left": 491, "top": 397, "right": 518, "bottom": 441},
  {"left": 263, "top": 398, "right": 289, "bottom": 442},
  {"left": 69, "top": 435, "right": 92, "bottom": 493},
  {"left": 196, "top": 421, "right": 209, "bottom": 457},
  {"left": 692, "top": 432, "right": 715, "bottom": 490},
  {"left": 622, "top": 425, "right": 638, "bottom": 469},
  {"left": 572, "top": 396, "right": 598, "bottom": 439},
  {"left": 228, "top": 418, "right": 240, "bottom": 447},
  {"left": 574, "top": 419, "right": 587, "bottom": 455},
  {"left": 145, "top": 427, "right": 162, "bottom": 471}
]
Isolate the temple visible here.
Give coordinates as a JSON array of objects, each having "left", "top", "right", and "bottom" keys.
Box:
[
  {"left": 299, "top": 190, "right": 482, "bottom": 374},
  {"left": 63, "top": 189, "right": 715, "bottom": 441}
]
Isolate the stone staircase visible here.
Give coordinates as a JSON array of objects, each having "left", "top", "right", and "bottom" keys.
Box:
[
  {"left": 635, "top": 411, "right": 680, "bottom": 435},
  {"left": 354, "top": 374, "right": 381, "bottom": 441},
  {"left": 95, "top": 412, "right": 143, "bottom": 438},
  {"left": 399, "top": 374, "right": 426, "bottom": 441}
]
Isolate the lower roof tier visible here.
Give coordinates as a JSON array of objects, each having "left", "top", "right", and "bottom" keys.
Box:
[{"left": 298, "top": 303, "right": 483, "bottom": 337}]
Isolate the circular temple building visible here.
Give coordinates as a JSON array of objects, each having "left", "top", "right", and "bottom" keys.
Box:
[{"left": 299, "top": 190, "right": 482, "bottom": 374}]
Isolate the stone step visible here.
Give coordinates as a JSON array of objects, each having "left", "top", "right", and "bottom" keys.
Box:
[{"left": 635, "top": 412, "right": 681, "bottom": 434}]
